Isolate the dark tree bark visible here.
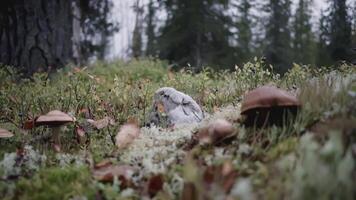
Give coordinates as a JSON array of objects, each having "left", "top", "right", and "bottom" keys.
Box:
[{"left": 0, "top": 0, "right": 73, "bottom": 75}]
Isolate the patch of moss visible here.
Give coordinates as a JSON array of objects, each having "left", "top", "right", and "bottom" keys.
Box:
[
  {"left": 267, "top": 137, "right": 298, "bottom": 161},
  {"left": 14, "top": 166, "right": 96, "bottom": 200}
]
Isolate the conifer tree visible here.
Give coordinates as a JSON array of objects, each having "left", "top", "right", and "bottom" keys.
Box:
[
  {"left": 145, "top": 0, "right": 156, "bottom": 57},
  {"left": 264, "top": 0, "right": 292, "bottom": 73},
  {"left": 234, "top": 0, "right": 253, "bottom": 64},
  {"left": 316, "top": 12, "right": 332, "bottom": 66},
  {"left": 328, "top": 0, "right": 352, "bottom": 62},
  {"left": 132, "top": 0, "right": 144, "bottom": 58},
  {"left": 157, "top": 0, "right": 234, "bottom": 69},
  {"left": 292, "top": 0, "right": 315, "bottom": 65}
]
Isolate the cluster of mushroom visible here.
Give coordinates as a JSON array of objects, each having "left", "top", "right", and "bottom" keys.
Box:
[
  {"left": 0, "top": 110, "right": 75, "bottom": 151},
  {"left": 1, "top": 85, "right": 300, "bottom": 151},
  {"left": 196, "top": 85, "right": 301, "bottom": 145}
]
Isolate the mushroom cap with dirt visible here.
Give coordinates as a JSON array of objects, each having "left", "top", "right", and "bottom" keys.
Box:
[
  {"left": 0, "top": 128, "right": 14, "bottom": 138},
  {"left": 241, "top": 86, "right": 301, "bottom": 127}
]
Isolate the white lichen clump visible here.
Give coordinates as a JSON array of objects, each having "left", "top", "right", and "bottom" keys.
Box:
[
  {"left": 118, "top": 105, "right": 241, "bottom": 174},
  {"left": 0, "top": 145, "right": 47, "bottom": 177}
]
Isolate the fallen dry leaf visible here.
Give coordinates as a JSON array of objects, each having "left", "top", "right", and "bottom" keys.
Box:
[
  {"left": 87, "top": 116, "right": 115, "bottom": 130},
  {"left": 202, "top": 161, "right": 238, "bottom": 194},
  {"left": 115, "top": 123, "right": 140, "bottom": 149},
  {"left": 75, "top": 126, "right": 86, "bottom": 137},
  {"left": 93, "top": 164, "right": 136, "bottom": 186},
  {"left": 181, "top": 182, "right": 197, "bottom": 200},
  {"left": 168, "top": 70, "right": 175, "bottom": 80},
  {"left": 53, "top": 144, "right": 61, "bottom": 152},
  {"left": 78, "top": 108, "right": 92, "bottom": 119},
  {"left": 94, "top": 159, "right": 113, "bottom": 170},
  {"left": 147, "top": 174, "right": 164, "bottom": 198},
  {"left": 23, "top": 119, "right": 35, "bottom": 130},
  {"left": 75, "top": 125, "right": 86, "bottom": 144},
  {"left": 0, "top": 128, "right": 14, "bottom": 138}
]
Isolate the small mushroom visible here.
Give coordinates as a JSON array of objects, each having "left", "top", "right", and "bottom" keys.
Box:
[
  {"left": 241, "top": 86, "right": 301, "bottom": 127},
  {"left": 198, "top": 119, "right": 235, "bottom": 145},
  {"left": 35, "top": 110, "right": 74, "bottom": 151},
  {"left": 0, "top": 128, "right": 14, "bottom": 138}
]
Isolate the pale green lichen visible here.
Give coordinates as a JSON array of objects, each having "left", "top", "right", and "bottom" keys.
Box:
[
  {"left": 291, "top": 132, "right": 355, "bottom": 200},
  {"left": 118, "top": 105, "right": 241, "bottom": 175},
  {"left": 0, "top": 145, "right": 46, "bottom": 178}
]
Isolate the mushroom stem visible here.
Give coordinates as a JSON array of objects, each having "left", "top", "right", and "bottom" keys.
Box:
[{"left": 52, "top": 126, "right": 61, "bottom": 151}]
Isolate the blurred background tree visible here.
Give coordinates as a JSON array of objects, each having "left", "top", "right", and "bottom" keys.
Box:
[
  {"left": 264, "top": 0, "right": 292, "bottom": 73},
  {"left": 233, "top": 0, "right": 254, "bottom": 65},
  {"left": 0, "top": 0, "right": 355, "bottom": 75},
  {"left": 292, "top": 0, "right": 316, "bottom": 66},
  {"left": 157, "top": 0, "right": 235, "bottom": 70},
  {"left": 327, "top": 0, "right": 352, "bottom": 63},
  {"left": 0, "top": 0, "right": 118, "bottom": 75}
]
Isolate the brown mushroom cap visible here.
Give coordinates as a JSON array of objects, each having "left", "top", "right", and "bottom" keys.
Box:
[
  {"left": 0, "top": 128, "right": 14, "bottom": 138},
  {"left": 198, "top": 119, "right": 235, "bottom": 145},
  {"left": 241, "top": 86, "right": 300, "bottom": 114},
  {"left": 35, "top": 110, "right": 74, "bottom": 127},
  {"left": 241, "top": 86, "right": 301, "bottom": 127}
]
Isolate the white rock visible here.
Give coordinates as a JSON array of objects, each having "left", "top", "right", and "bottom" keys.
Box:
[{"left": 148, "top": 87, "right": 204, "bottom": 126}]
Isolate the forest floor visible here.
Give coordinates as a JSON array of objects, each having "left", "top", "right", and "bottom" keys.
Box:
[{"left": 0, "top": 59, "right": 355, "bottom": 200}]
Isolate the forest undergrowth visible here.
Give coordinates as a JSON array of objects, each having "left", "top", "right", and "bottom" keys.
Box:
[{"left": 0, "top": 58, "right": 355, "bottom": 200}]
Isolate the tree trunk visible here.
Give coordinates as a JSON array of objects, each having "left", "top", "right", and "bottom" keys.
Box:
[{"left": 0, "top": 0, "right": 73, "bottom": 75}]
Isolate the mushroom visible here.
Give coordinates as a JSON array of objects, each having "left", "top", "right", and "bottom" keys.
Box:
[
  {"left": 241, "top": 86, "right": 301, "bottom": 127},
  {"left": 198, "top": 119, "right": 235, "bottom": 145},
  {"left": 35, "top": 110, "right": 74, "bottom": 151},
  {"left": 0, "top": 128, "right": 14, "bottom": 138}
]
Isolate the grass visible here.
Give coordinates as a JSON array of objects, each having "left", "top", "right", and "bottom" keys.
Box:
[{"left": 0, "top": 58, "right": 355, "bottom": 199}]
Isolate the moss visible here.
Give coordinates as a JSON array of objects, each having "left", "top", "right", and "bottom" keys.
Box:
[
  {"left": 14, "top": 166, "right": 95, "bottom": 200},
  {"left": 267, "top": 137, "right": 299, "bottom": 161},
  {"left": 0, "top": 59, "right": 355, "bottom": 199}
]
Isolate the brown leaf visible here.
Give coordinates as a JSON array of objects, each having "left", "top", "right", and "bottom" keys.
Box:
[
  {"left": 115, "top": 123, "right": 140, "bottom": 149},
  {"left": 53, "top": 144, "right": 61, "bottom": 152},
  {"left": 93, "top": 164, "right": 136, "bottom": 186},
  {"left": 168, "top": 70, "right": 175, "bottom": 80},
  {"left": 223, "top": 171, "right": 238, "bottom": 193},
  {"left": 181, "top": 182, "right": 197, "bottom": 200},
  {"left": 87, "top": 117, "right": 115, "bottom": 130},
  {"left": 213, "top": 106, "right": 220, "bottom": 113},
  {"left": 73, "top": 67, "right": 81, "bottom": 73},
  {"left": 9, "top": 95, "right": 18, "bottom": 104},
  {"left": 23, "top": 120, "right": 35, "bottom": 130},
  {"left": 0, "top": 128, "right": 14, "bottom": 138},
  {"left": 78, "top": 108, "right": 92, "bottom": 119},
  {"left": 75, "top": 126, "right": 86, "bottom": 137},
  {"left": 201, "top": 161, "right": 238, "bottom": 194},
  {"left": 127, "top": 116, "right": 139, "bottom": 126},
  {"left": 75, "top": 125, "right": 86, "bottom": 144},
  {"left": 203, "top": 166, "right": 215, "bottom": 185},
  {"left": 147, "top": 174, "right": 164, "bottom": 198},
  {"left": 94, "top": 159, "right": 113, "bottom": 170},
  {"left": 221, "top": 161, "right": 234, "bottom": 177}
]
